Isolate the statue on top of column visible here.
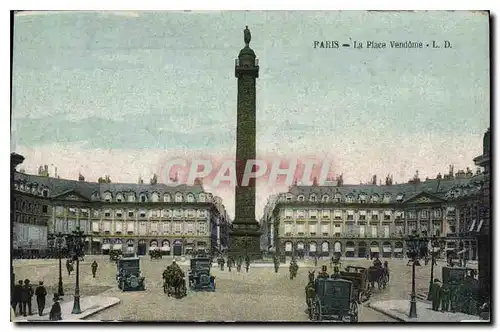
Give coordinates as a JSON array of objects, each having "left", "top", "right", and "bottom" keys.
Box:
[{"left": 244, "top": 25, "right": 251, "bottom": 46}]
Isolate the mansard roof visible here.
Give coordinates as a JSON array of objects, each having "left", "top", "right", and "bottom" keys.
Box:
[{"left": 13, "top": 172, "right": 205, "bottom": 198}]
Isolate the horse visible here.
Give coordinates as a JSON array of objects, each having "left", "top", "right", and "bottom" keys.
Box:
[{"left": 163, "top": 268, "right": 186, "bottom": 298}]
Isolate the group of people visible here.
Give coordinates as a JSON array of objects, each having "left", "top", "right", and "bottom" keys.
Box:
[
  {"left": 12, "top": 279, "right": 62, "bottom": 321},
  {"left": 217, "top": 255, "right": 250, "bottom": 273}
]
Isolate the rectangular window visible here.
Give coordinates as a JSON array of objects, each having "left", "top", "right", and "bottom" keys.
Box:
[
  {"left": 198, "top": 223, "right": 206, "bottom": 234},
  {"left": 284, "top": 223, "right": 292, "bottom": 235},
  {"left": 321, "top": 224, "right": 329, "bottom": 236},
  {"left": 115, "top": 222, "right": 122, "bottom": 233},
  {"left": 322, "top": 210, "right": 330, "bottom": 219},
  {"left": 174, "top": 209, "right": 182, "bottom": 218},
  {"left": 421, "top": 210, "right": 428, "bottom": 219},
  {"left": 104, "top": 210, "right": 111, "bottom": 218},
  {"left": 139, "top": 223, "right": 147, "bottom": 235},
  {"left": 187, "top": 209, "right": 195, "bottom": 218},
  {"left": 433, "top": 209, "right": 442, "bottom": 218},
  {"left": 297, "top": 210, "right": 305, "bottom": 218},
  {"left": 174, "top": 223, "right": 182, "bottom": 233},
  {"left": 127, "top": 222, "right": 134, "bottom": 233},
  {"left": 334, "top": 210, "right": 342, "bottom": 220},
  {"left": 140, "top": 210, "right": 146, "bottom": 218},
  {"left": 347, "top": 210, "right": 354, "bottom": 220},
  {"left": 408, "top": 211, "right": 416, "bottom": 219},
  {"left": 151, "top": 223, "right": 158, "bottom": 232},
  {"left": 309, "top": 224, "right": 317, "bottom": 235},
  {"left": 42, "top": 205, "right": 48, "bottom": 213},
  {"left": 309, "top": 210, "right": 318, "bottom": 219},
  {"left": 92, "top": 221, "right": 99, "bottom": 232},
  {"left": 285, "top": 210, "right": 292, "bottom": 219},
  {"left": 116, "top": 210, "right": 123, "bottom": 218},
  {"left": 384, "top": 225, "right": 390, "bottom": 238},
  {"left": 103, "top": 221, "right": 111, "bottom": 232},
  {"left": 371, "top": 226, "right": 377, "bottom": 237},
  {"left": 359, "top": 225, "right": 365, "bottom": 237},
  {"left": 128, "top": 211, "right": 134, "bottom": 217},
  {"left": 186, "top": 223, "right": 194, "bottom": 233}
]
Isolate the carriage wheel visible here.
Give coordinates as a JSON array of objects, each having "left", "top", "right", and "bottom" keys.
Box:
[
  {"left": 311, "top": 299, "right": 320, "bottom": 321},
  {"left": 307, "top": 299, "right": 313, "bottom": 320},
  {"left": 350, "top": 301, "right": 358, "bottom": 322}
]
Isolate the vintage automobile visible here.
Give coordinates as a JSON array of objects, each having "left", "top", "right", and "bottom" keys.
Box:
[
  {"left": 340, "top": 266, "right": 370, "bottom": 302},
  {"left": 109, "top": 250, "right": 121, "bottom": 263},
  {"left": 309, "top": 278, "right": 358, "bottom": 322},
  {"left": 188, "top": 256, "right": 216, "bottom": 291},
  {"left": 116, "top": 257, "right": 146, "bottom": 292}
]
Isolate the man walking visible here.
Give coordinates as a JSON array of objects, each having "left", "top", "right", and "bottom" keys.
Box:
[
  {"left": 21, "top": 279, "right": 34, "bottom": 316},
  {"left": 430, "top": 279, "right": 442, "bottom": 311},
  {"left": 35, "top": 281, "right": 47, "bottom": 316},
  {"left": 13, "top": 280, "right": 23, "bottom": 315},
  {"left": 91, "top": 260, "right": 98, "bottom": 278}
]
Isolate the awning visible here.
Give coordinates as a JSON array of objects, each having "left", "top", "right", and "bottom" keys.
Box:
[
  {"left": 346, "top": 248, "right": 355, "bottom": 252},
  {"left": 477, "top": 219, "right": 484, "bottom": 232},
  {"left": 161, "top": 246, "right": 170, "bottom": 251},
  {"left": 112, "top": 244, "right": 122, "bottom": 251},
  {"left": 393, "top": 248, "right": 403, "bottom": 253},
  {"left": 383, "top": 247, "right": 392, "bottom": 253},
  {"left": 469, "top": 220, "right": 477, "bottom": 232},
  {"left": 370, "top": 247, "right": 380, "bottom": 253},
  {"left": 149, "top": 246, "right": 159, "bottom": 251},
  {"left": 102, "top": 244, "right": 111, "bottom": 250},
  {"left": 457, "top": 249, "right": 466, "bottom": 255}
]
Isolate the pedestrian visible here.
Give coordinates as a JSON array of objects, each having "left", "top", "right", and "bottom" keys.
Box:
[
  {"left": 21, "top": 279, "right": 33, "bottom": 316},
  {"left": 13, "top": 280, "right": 23, "bottom": 315},
  {"left": 66, "top": 259, "right": 73, "bottom": 276},
  {"left": 91, "top": 260, "right": 98, "bottom": 278},
  {"left": 440, "top": 283, "right": 451, "bottom": 312},
  {"left": 35, "top": 281, "right": 47, "bottom": 316},
  {"left": 49, "top": 293, "right": 62, "bottom": 321},
  {"left": 430, "top": 279, "right": 442, "bottom": 311}
]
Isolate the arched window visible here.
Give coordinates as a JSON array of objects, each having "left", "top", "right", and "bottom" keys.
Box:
[
  {"left": 187, "top": 193, "right": 195, "bottom": 203},
  {"left": 175, "top": 193, "right": 183, "bottom": 202},
  {"left": 140, "top": 193, "right": 148, "bottom": 203},
  {"left": 42, "top": 188, "right": 49, "bottom": 198},
  {"left": 310, "top": 194, "right": 317, "bottom": 202},
  {"left": 346, "top": 194, "right": 354, "bottom": 203},
  {"left": 371, "top": 194, "right": 379, "bottom": 203},
  {"left": 163, "top": 194, "right": 171, "bottom": 202},
  {"left": 198, "top": 193, "right": 206, "bottom": 202},
  {"left": 297, "top": 195, "right": 305, "bottom": 202},
  {"left": 322, "top": 195, "right": 329, "bottom": 202},
  {"left": 128, "top": 193, "right": 136, "bottom": 202},
  {"left": 116, "top": 193, "right": 124, "bottom": 202},
  {"left": 151, "top": 192, "right": 160, "bottom": 202},
  {"left": 334, "top": 192, "right": 342, "bottom": 203}
]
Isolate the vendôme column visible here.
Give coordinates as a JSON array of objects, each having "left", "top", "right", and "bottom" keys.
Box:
[{"left": 229, "top": 26, "right": 262, "bottom": 260}]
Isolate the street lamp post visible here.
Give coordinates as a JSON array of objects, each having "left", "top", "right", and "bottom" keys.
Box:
[
  {"left": 405, "top": 231, "right": 426, "bottom": 318},
  {"left": 427, "top": 236, "right": 445, "bottom": 301},
  {"left": 70, "top": 227, "right": 85, "bottom": 314},
  {"left": 55, "top": 232, "right": 65, "bottom": 297}
]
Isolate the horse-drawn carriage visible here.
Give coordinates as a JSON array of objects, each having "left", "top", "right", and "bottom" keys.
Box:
[
  {"left": 367, "top": 265, "right": 388, "bottom": 290},
  {"left": 308, "top": 278, "right": 359, "bottom": 322},
  {"left": 188, "top": 257, "right": 216, "bottom": 292},
  {"left": 116, "top": 257, "right": 146, "bottom": 292},
  {"left": 150, "top": 248, "right": 162, "bottom": 260},
  {"left": 339, "top": 266, "right": 370, "bottom": 302},
  {"left": 163, "top": 265, "right": 187, "bottom": 298}
]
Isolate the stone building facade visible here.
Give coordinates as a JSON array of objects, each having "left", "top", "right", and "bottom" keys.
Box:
[
  {"left": 263, "top": 131, "right": 489, "bottom": 261},
  {"left": 12, "top": 167, "right": 231, "bottom": 256}
]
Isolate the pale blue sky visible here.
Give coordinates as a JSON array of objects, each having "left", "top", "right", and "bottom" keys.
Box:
[{"left": 11, "top": 11, "right": 490, "bottom": 218}]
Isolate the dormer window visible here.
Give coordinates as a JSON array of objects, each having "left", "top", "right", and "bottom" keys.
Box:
[
  {"left": 310, "top": 194, "right": 317, "bottom": 202},
  {"left": 140, "top": 194, "right": 148, "bottom": 203},
  {"left": 286, "top": 194, "right": 293, "bottom": 202},
  {"left": 187, "top": 194, "right": 195, "bottom": 203},
  {"left": 139, "top": 210, "right": 146, "bottom": 218},
  {"left": 128, "top": 193, "right": 136, "bottom": 202},
  {"left": 334, "top": 193, "right": 342, "bottom": 203},
  {"left": 359, "top": 194, "right": 367, "bottom": 204},
  {"left": 198, "top": 193, "right": 205, "bottom": 202},
  {"left": 91, "top": 192, "right": 100, "bottom": 201},
  {"left": 116, "top": 193, "right": 124, "bottom": 202},
  {"left": 346, "top": 195, "right": 354, "bottom": 203},
  {"left": 322, "top": 195, "right": 329, "bottom": 202},
  {"left": 371, "top": 194, "right": 379, "bottom": 203},
  {"left": 42, "top": 189, "right": 49, "bottom": 198},
  {"left": 164, "top": 194, "right": 171, "bottom": 202},
  {"left": 103, "top": 192, "right": 112, "bottom": 202},
  {"left": 175, "top": 193, "right": 183, "bottom": 202},
  {"left": 297, "top": 195, "right": 305, "bottom": 202},
  {"left": 151, "top": 192, "right": 159, "bottom": 202},
  {"left": 396, "top": 193, "right": 404, "bottom": 202},
  {"left": 383, "top": 193, "right": 391, "bottom": 203}
]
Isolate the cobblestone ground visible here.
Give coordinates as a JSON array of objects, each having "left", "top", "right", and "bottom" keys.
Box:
[{"left": 14, "top": 256, "right": 447, "bottom": 322}]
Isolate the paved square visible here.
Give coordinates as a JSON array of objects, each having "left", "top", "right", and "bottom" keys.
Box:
[{"left": 14, "top": 256, "right": 448, "bottom": 321}]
